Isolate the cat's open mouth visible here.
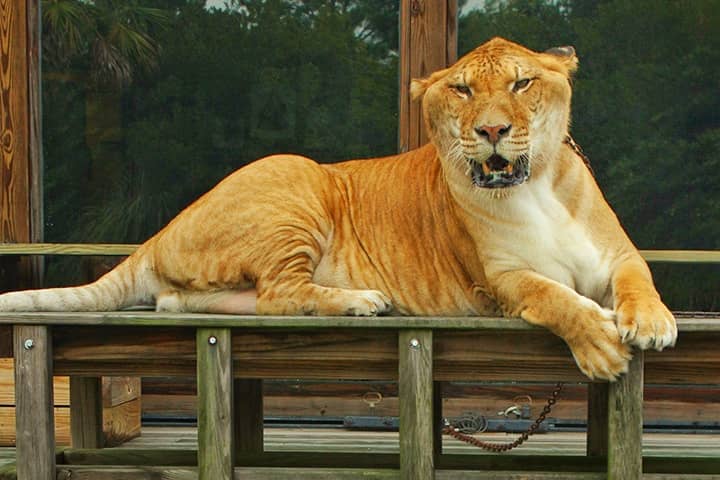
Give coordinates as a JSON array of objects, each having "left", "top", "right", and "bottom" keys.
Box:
[{"left": 467, "top": 154, "right": 530, "bottom": 189}]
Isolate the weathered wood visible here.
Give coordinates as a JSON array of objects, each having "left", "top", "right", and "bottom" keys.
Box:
[
  {"left": 399, "top": 0, "right": 457, "bottom": 152},
  {"left": 0, "top": 243, "right": 137, "bottom": 256},
  {"left": 234, "top": 379, "right": 263, "bottom": 455},
  {"left": 39, "top": 321, "right": 720, "bottom": 384},
  {"left": 0, "top": 358, "right": 69, "bottom": 404},
  {"left": 0, "top": 406, "right": 70, "bottom": 446},
  {"left": 70, "top": 376, "right": 103, "bottom": 448},
  {"left": 103, "top": 396, "right": 141, "bottom": 447},
  {"left": 197, "top": 328, "right": 233, "bottom": 479},
  {"left": 586, "top": 382, "right": 609, "bottom": 457},
  {"left": 102, "top": 376, "right": 141, "bottom": 407},
  {"left": 398, "top": 329, "right": 434, "bottom": 480},
  {"left": 608, "top": 351, "right": 644, "bottom": 480},
  {"left": 13, "top": 325, "right": 54, "bottom": 479}
]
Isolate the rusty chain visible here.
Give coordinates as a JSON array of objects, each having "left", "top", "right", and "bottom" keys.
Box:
[{"left": 442, "top": 382, "right": 563, "bottom": 453}]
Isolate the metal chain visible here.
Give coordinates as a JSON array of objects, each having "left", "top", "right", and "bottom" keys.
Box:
[
  {"left": 442, "top": 382, "right": 563, "bottom": 453},
  {"left": 564, "top": 135, "right": 594, "bottom": 177}
]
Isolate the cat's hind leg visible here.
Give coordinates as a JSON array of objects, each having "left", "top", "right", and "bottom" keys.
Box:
[{"left": 156, "top": 289, "right": 258, "bottom": 314}]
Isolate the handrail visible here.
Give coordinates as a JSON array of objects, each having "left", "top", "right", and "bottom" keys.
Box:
[{"left": 1, "top": 243, "right": 720, "bottom": 263}]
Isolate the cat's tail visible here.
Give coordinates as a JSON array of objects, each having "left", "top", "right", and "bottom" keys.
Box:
[{"left": 0, "top": 247, "right": 157, "bottom": 312}]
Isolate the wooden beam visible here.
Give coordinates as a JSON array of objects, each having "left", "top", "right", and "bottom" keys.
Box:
[
  {"left": 607, "top": 351, "right": 644, "bottom": 480},
  {"left": 70, "top": 376, "right": 104, "bottom": 448},
  {"left": 13, "top": 324, "right": 54, "bottom": 479},
  {"left": 398, "top": 329, "right": 434, "bottom": 479},
  {"left": 197, "top": 328, "right": 234, "bottom": 479},
  {"left": 399, "top": 0, "right": 458, "bottom": 152}
]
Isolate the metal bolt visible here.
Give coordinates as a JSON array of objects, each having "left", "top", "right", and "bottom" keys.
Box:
[
  {"left": 23, "top": 339, "right": 34, "bottom": 350},
  {"left": 409, "top": 338, "right": 421, "bottom": 349},
  {"left": 208, "top": 336, "right": 217, "bottom": 346}
]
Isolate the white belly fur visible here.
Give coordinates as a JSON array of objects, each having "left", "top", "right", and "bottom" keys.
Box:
[{"left": 485, "top": 180, "right": 613, "bottom": 306}]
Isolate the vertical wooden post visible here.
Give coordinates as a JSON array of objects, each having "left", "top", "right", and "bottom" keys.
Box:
[
  {"left": 197, "top": 328, "right": 234, "bottom": 480},
  {"left": 0, "top": 0, "right": 44, "bottom": 290},
  {"left": 399, "top": 329, "right": 434, "bottom": 480},
  {"left": 607, "top": 351, "right": 644, "bottom": 480},
  {"left": 70, "top": 376, "right": 104, "bottom": 448},
  {"left": 14, "top": 325, "right": 55, "bottom": 480},
  {"left": 586, "top": 382, "right": 609, "bottom": 457},
  {"left": 399, "top": 0, "right": 458, "bottom": 152},
  {"left": 234, "top": 378, "right": 264, "bottom": 456}
]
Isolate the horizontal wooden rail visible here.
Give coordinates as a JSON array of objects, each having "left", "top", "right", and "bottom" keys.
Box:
[
  {"left": 1, "top": 243, "right": 720, "bottom": 263},
  {"left": 1, "top": 313, "right": 717, "bottom": 479}
]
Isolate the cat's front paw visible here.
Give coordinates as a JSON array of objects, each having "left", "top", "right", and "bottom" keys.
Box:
[{"left": 616, "top": 297, "right": 677, "bottom": 351}]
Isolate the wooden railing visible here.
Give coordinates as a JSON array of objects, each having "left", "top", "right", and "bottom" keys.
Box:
[{"left": 0, "top": 244, "right": 719, "bottom": 479}]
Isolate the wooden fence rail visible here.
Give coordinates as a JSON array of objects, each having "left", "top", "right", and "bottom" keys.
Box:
[{"left": 0, "top": 313, "right": 718, "bottom": 479}]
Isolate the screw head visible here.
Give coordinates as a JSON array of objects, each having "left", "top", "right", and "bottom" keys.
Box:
[
  {"left": 409, "top": 338, "right": 420, "bottom": 349},
  {"left": 23, "top": 339, "right": 34, "bottom": 350},
  {"left": 208, "top": 335, "right": 218, "bottom": 345}
]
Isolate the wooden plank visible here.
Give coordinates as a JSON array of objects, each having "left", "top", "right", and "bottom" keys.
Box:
[
  {"left": 102, "top": 376, "right": 141, "bottom": 407},
  {"left": 70, "top": 376, "right": 103, "bottom": 448},
  {"left": 399, "top": 1, "right": 457, "bottom": 152},
  {"left": 586, "top": 382, "right": 609, "bottom": 457},
  {"left": 0, "top": 358, "right": 69, "bottom": 405},
  {"left": 0, "top": 243, "right": 137, "bottom": 256},
  {"left": 608, "top": 351, "right": 644, "bottom": 480},
  {"left": 234, "top": 379, "right": 263, "bottom": 455},
  {"left": 103, "top": 396, "right": 141, "bottom": 447},
  {"left": 0, "top": 406, "right": 69, "bottom": 446},
  {"left": 197, "top": 328, "right": 233, "bottom": 479},
  {"left": 0, "top": 312, "right": 715, "bottom": 333},
  {"left": 398, "top": 330, "right": 434, "bottom": 480},
  {"left": 44, "top": 323, "right": 720, "bottom": 384},
  {"left": 0, "top": 0, "right": 34, "bottom": 292},
  {"left": 13, "top": 325, "right": 54, "bottom": 479},
  {"left": 640, "top": 250, "right": 720, "bottom": 263}
]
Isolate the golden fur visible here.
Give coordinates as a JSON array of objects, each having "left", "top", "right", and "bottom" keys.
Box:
[{"left": 0, "top": 38, "right": 676, "bottom": 380}]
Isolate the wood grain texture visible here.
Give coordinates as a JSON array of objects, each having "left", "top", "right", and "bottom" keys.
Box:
[
  {"left": 0, "top": 243, "right": 137, "bottom": 256},
  {"left": 0, "top": 406, "right": 70, "bottom": 446},
  {"left": 102, "top": 376, "right": 141, "bottom": 408},
  {"left": 70, "top": 376, "right": 103, "bottom": 448},
  {"left": 234, "top": 379, "right": 263, "bottom": 455},
  {"left": 399, "top": 0, "right": 456, "bottom": 152},
  {"left": 197, "top": 328, "right": 233, "bottom": 479},
  {"left": 398, "top": 329, "right": 434, "bottom": 480},
  {"left": 0, "top": 358, "right": 69, "bottom": 404},
  {"left": 608, "top": 351, "right": 644, "bottom": 480},
  {"left": 103, "top": 397, "right": 141, "bottom": 447},
  {"left": 13, "top": 324, "right": 54, "bottom": 479},
  {"left": 0, "top": 0, "right": 33, "bottom": 292}
]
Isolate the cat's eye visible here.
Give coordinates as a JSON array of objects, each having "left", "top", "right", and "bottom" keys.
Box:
[
  {"left": 451, "top": 84, "right": 472, "bottom": 97},
  {"left": 512, "top": 78, "right": 532, "bottom": 92}
]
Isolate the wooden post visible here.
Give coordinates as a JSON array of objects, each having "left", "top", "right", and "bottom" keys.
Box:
[
  {"left": 234, "top": 378, "right": 264, "bottom": 455},
  {"left": 70, "top": 376, "right": 104, "bottom": 448},
  {"left": 399, "top": 0, "right": 458, "bottom": 152},
  {"left": 586, "top": 382, "right": 609, "bottom": 457},
  {"left": 197, "top": 328, "right": 234, "bottom": 479},
  {"left": 399, "top": 329, "right": 434, "bottom": 480},
  {"left": 0, "top": 0, "right": 44, "bottom": 291},
  {"left": 607, "top": 351, "right": 644, "bottom": 480},
  {"left": 14, "top": 324, "right": 55, "bottom": 480}
]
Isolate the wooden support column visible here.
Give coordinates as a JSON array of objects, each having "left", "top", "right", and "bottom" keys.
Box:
[
  {"left": 14, "top": 324, "right": 54, "bottom": 480},
  {"left": 607, "top": 351, "right": 644, "bottom": 480},
  {"left": 234, "top": 378, "right": 264, "bottom": 455},
  {"left": 399, "top": 329, "right": 434, "bottom": 480},
  {"left": 586, "top": 382, "right": 609, "bottom": 457},
  {"left": 197, "top": 328, "right": 234, "bottom": 479},
  {"left": 70, "top": 376, "right": 104, "bottom": 448},
  {"left": 399, "top": 0, "right": 458, "bottom": 152},
  {"left": 0, "top": 0, "right": 44, "bottom": 291}
]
